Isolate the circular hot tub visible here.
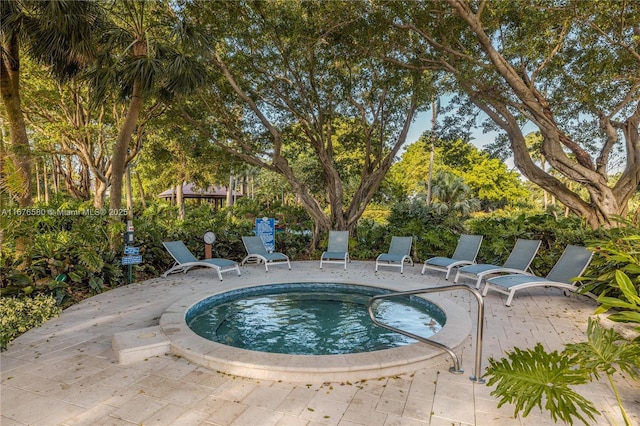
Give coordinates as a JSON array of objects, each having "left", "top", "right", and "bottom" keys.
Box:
[
  {"left": 186, "top": 283, "right": 445, "bottom": 355},
  {"left": 160, "top": 282, "right": 471, "bottom": 382}
]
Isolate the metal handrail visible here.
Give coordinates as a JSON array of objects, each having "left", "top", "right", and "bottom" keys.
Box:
[{"left": 368, "top": 285, "right": 485, "bottom": 383}]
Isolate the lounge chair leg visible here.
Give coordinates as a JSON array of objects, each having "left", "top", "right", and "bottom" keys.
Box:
[
  {"left": 475, "top": 278, "right": 483, "bottom": 289},
  {"left": 482, "top": 285, "right": 490, "bottom": 297}
]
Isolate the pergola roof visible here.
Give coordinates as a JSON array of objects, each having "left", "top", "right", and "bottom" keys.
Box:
[{"left": 158, "top": 183, "right": 242, "bottom": 200}]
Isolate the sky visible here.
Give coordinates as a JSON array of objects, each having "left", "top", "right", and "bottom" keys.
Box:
[
  {"left": 405, "top": 110, "right": 501, "bottom": 149},
  {"left": 404, "top": 106, "right": 537, "bottom": 172}
]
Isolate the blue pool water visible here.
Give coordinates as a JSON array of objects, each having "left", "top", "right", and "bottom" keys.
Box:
[{"left": 186, "top": 283, "right": 446, "bottom": 355}]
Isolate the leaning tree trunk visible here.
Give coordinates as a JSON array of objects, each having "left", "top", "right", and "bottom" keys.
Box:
[
  {"left": 445, "top": 0, "right": 640, "bottom": 228},
  {"left": 1, "top": 38, "right": 32, "bottom": 207},
  {"left": 109, "top": 78, "right": 143, "bottom": 212}
]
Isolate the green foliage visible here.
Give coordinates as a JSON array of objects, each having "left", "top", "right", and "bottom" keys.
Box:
[
  {"left": 229, "top": 198, "right": 313, "bottom": 233},
  {"left": 593, "top": 271, "right": 640, "bottom": 338},
  {"left": 360, "top": 203, "right": 391, "bottom": 225},
  {"left": 486, "top": 317, "right": 639, "bottom": 425},
  {"left": 565, "top": 318, "right": 640, "bottom": 426},
  {"left": 485, "top": 344, "right": 598, "bottom": 425},
  {"left": 0, "top": 200, "right": 125, "bottom": 303},
  {"left": 566, "top": 318, "right": 640, "bottom": 382},
  {"left": 387, "top": 138, "right": 528, "bottom": 210},
  {"left": 386, "top": 199, "right": 464, "bottom": 257},
  {"left": 0, "top": 294, "right": 62, "bottom": 351},
  {"left": 580, "top": 221, "right": 640, "bottom": 299},
  {"left": 352, "top": 220, "right": 388, "bottom": 260}
]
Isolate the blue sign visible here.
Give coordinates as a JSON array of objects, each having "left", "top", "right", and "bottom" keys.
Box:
[
  {"left": 121, "top": 255, "right": 142, "bottom": 265},
  {"left": 124, "top": 246, "right": 139, "bottom": 255},
  {"left": 255, "top": 217, "right": 275, "bottom": 252}
]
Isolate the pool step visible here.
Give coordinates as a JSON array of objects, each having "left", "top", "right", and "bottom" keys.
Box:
[{"left": 112, "top": 326, "right": 170, "bottom": 364}]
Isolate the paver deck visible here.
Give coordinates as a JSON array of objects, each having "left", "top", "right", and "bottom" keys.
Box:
[{"left": 2, "top": 260, "right": 638, "bottom": 425}]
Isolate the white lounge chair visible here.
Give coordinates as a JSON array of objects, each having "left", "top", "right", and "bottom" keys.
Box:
[
  {"left": 454, "top": 238, "right": 541, "bottom": 289},
  {"left": 483, "top": 245, "right": 593, "bottom": 306},
  {"left": 241, "top": 236, "right": 291, "bottom": 272},
  {"left": 320, "top": 230, "right": 350, "bottom": 270},
  {"left": 375, "top": 236, "right": 413, "bottom": 273},
  {"left": 162, "top": 241, "right": 241, "bottom": 281},
  {"left": 421, "top": 234, "right": 483, "bottom": 280}
]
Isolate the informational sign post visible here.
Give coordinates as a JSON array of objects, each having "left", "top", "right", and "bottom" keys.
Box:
[
  {"left": 255, "top": 217, "right": 275, "bottom": 252},
  {"left": 121, "top": 220, "right": 140, "bottom": 283}
]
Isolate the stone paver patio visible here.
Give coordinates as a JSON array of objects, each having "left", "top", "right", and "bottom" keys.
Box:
[{"left": 1, "top": 260, "right": 638, "bottom": 425}]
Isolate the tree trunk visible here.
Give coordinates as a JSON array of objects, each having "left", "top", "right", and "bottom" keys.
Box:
[
  {"left": 0, "top": 38, "right": 32, "bottom": 207},
  {"left": 109, "top": 79, "right": 143, "bottom": 212},
  {"left": 94, "top": 177, "right": 108, "bottom": 209},
  {"left": 43, "top": 161, "right": 49, "bottom": 204},
  {"left": 125, "top": 165, "right": 134, "bottom": 221},
  {"left": 135, "top": 171, "right": 146, "bottom": 209},
  {"left": 51, "top": 155, "right": 59, "bottom": 193},
  {"left": 226, "top": 175, "right": 234, "bottom": 207},
  {"left": 176, "top": 182, "right": 185, "bottom": 220},
  {"left": 35, "top": 161, "right": 41, "bottom": 202},
  {"left": 79, "top": 164, "right": 91, "bottom": 200}
]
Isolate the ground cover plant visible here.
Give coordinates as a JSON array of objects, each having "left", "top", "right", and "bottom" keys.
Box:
[{"left": 0, "top": 294, "right": 61, "bottom": 350}]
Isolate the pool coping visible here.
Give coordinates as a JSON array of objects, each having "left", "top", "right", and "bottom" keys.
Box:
[{"left": 159, "top": 280, "right": 472, "bottom": 382}]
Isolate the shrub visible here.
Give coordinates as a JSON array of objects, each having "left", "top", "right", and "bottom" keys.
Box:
[
  {"left": 0, "top": 294, "right": 62, "bottom": 350},
  {"left": 466, "top": 213, "right": 603, "bottom": 275},
  {"left": 384, "top": 199, "right": 466, "bottom": 260},
  {"left": 0, "top": 200, "right": 124, "bottom": 303},
  {"left": 581, "top": 219, "right": 640, "bottom": 300}
]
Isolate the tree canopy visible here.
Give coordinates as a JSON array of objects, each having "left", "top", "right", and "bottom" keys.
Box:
[
  {"left": 2, "top": 0, "right": 638, "bottom": 231},
  {"left": 386, "top": 0, "right": 640, "bottom": 227},
  {"left": 389, "top": 137, "right": 527, "bottom": 209},
  {"left": 178, "top": 0, "right": 434, "bottom": 232},
  {"left": 1, "top": 0, "right": 102, "bottom": 206}
]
